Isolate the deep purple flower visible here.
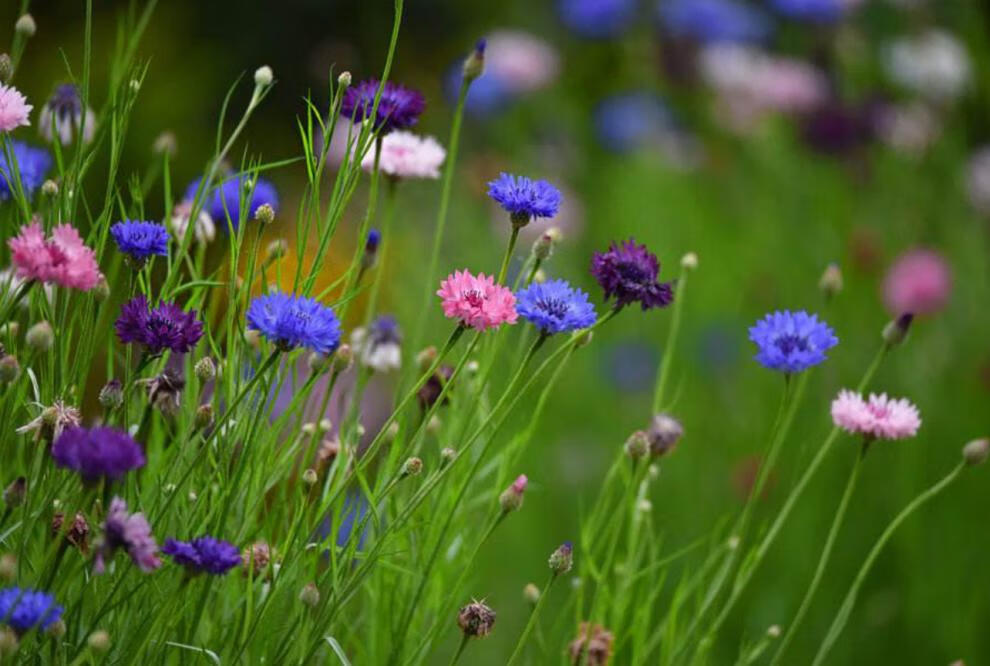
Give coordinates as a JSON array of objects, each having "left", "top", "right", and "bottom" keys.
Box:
[
  {"left": 0, "top": 587, "right": 63, "bottom": 634},
  {"left": 487, "top": 173, "right": 562, "bottom": 226},
  {"left": 162, "top": 536, "right": 242, "bottom": 575},
  {"left": 110, "top": 220, "right": 169, "bottom": 262},
  {"left": 51, "top": 426, "right": 146, "bottom": 482},
  {"left": 0, "top": 141, "right": 52, "bottom": 200},
  {"left": 247, "top": 292, "right": 342, "bottom": 354},
  {"left": 183, "top": 174, "right": 279, "bottom": 232},
  {"left": 515, "top": 279, "right": 597, "bottom": 334},
  {"left": 749, "top": 310, "right": 838, "bottom": 373},
  {"left": 340, "top": 79, "right": 425, "bottom": 134},
  {"left": 95, "top": 496, "right": 161, "bottom": 574},
  {"left": 115, "top": 295, "right": 204, "bottom": 355},
  {"left": 591, "top": 239, "right": 674, "bottom": 310}
]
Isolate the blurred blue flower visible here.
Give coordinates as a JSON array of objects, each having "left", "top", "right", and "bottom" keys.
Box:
[
  {"left": 749, "top": 310, "right": 838, "bottom": 373},
  {"left": 0, "top": 141, "right": 52, "bottom": 200},
  {"left": 559, "top": 0, "right": 637, "bottom": 39},
  {"left": 603, "top": 341, "right": 659, "bottom": 393},
  {"left": 445, "top": 65, "right": 513, "bottom": 116},
  {"left": 658, "top": 0, "right": 771, "bottom": 44},
  {"left": 769, "top": 0, "right": 844, "bottom": 23},
  {"left": 515, "top": 279, "right": 597, "bottom": 335},
  {"left": 0, "top": 587, "right": 63, "bottom": 633},
  {"left": 183, "top": 174, "right": 278, "bottom": 232},
  {"left": 594, "top": 92, "right": 674, "bottom": 153}
]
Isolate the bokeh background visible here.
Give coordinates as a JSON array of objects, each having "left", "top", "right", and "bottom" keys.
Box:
[{"left": 4, "top": 0, "right": 989, "bottom": 663}]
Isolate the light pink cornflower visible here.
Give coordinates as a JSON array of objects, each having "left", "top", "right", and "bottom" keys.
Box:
[
  {"left": 831, "top": 389, "right": 921, "bottom": 440},
  {"left": 437, "top": 270, "right": 517, "bottom": 331},
  {"left": 485, "top": 30, "right": 560, "bottom": 94},
  {"left": 8, "top": 222, "right": 104, "bottom": 291},
  {"left": 882, "top": 248, "right": 951, "bottom": 316},
  {"left": 0, "top": 84, "right": 32, "bottom": 132},
  {"left": 361, "top": 131, "right": 446, "bottom": 180}
]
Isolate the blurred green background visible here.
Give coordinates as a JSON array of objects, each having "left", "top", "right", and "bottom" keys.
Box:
[{"left": 5, "top": 0, "right": 989, "bottom": 663}]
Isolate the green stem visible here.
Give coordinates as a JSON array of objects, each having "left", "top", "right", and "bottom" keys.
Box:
[
  {"left": 447, "top": 634, "right": 470, "bottom": 666},
  {"left": 506, "top": 574, "right": 558, "bottom": 666},
  {"left": 496, "top": 226, "right": 520, "bottom": 286},
  {"left": 651, "top": 267, "right": 689, "bottom": 414}
]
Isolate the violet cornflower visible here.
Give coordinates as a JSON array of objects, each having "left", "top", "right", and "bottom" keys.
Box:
[
  {"left": 162, "top": 536, "right": 242, "bottom": 575},
  {"left": 115, "top": 295, "right": 204, "bottom": 355},
  {"left": 51, "top": 426, "right": 146, "bottom": 482},
  {"left": 110, "top": 220, "right": 169, "bottom": 264},
  {"left": 94, "top": 497, "right": 161, "bottom": 574},
  {"left": 590, "top": 239, "right": 674, "bottom": 310},
  {"left": 340, "top": 79, "right": 425, "bottom": 134}
]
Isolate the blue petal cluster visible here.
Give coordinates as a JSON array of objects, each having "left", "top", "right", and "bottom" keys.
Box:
[
  {"left": 110, "top": 220, "right": 169, "bottom": 261},
  {"left": 559, "top": 0, "right": 637, "bottom": 39},
  {"left": 658, "top": 0, "right": 770, "bottom": 44},
  {"left": 487, "top": 173, "right": 562, "bottom": 223},
  {"left": 749, "top": 310, "right": 838, "bottom": 373},
  {"left": 247, "top": 292, "right": 342, "bottom": 354},
  {"left": 594, "top": 92, "right": 674, "bottom": 153},
  {"left": 0, "top": 141, "right": 52, "bottom": 200},
  {"left": 515, "top": 279, "right": 597, "bottom": 335},
  {"left": 0, "top": 587, "right": 63, "bottom": 633},
  {"left": 183, "top": 175, "right": 278, "bottom": 232},
  {"left": 769, "top": 0, "right": 844, "bottom": 23},
  {"left": 162, "top": 536, "right": 242, "bottom": 575}
]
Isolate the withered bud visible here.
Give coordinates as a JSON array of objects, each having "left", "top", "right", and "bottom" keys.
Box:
[{"left": 457, "top": 601, "right": 496, "bottom": 638}]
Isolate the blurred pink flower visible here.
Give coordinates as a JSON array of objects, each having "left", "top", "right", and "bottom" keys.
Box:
[
  {"left": 8, "top": 222, "right": 104, "bottom": 291},
  {"left": 437, "top": 270, "right": 517, "bottom": 330},
  {"left": 875, "top": 103, "right": 940, "bottom": 158},
  {"left": 361, "top": 131, "right": 445, "bottom": 180},
  {"left": 486, "top": 30, "right": 560, "bottom": 94},
  {"left": 831, "top": 389, "right": 921, "bottom": 440},
  {"left": 0, "top": 84, "right": 32, "bottom": 132},
  {"left": 883, "top": 248, "right": 951, "bottom": 315}
]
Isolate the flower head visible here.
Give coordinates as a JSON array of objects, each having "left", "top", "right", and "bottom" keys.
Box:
[
  {"left": 340, "top": 79, "right": 425, "bottom": 134},
  {"left": 247, "top": 292, "right": 342, "bottom": 354},
  {"left": 115, "top": 295, "right": 204, "bottom": 355},
  {"left": 0, "top": 84, "right": 31, "bottom": 132},
  {"left": 39, "top": 83, "right": 95, "bottom": 145},
  {"left": 94, "top": 497, "right": 161, "bottom": 574},
  {"left": 515, "top": 279, "right": 596, "bottom": 334},
  {"left": 457, "top": 601, "right": 496, "bottom": 638},
  {"left": 51, "top": 426, "right": 146, "bottom": 482},
  {"left": 351, "top": 315, "right": 402, "bottom": 372},
  {"left": 831, "top": 390, "right": 921, "bottom": 440},
  {"left": 568, "top": 623, "right": 614, "bottom": 666},
  {"left": 591, "top": 239, "right": 673, "bottom": 310},
  {"left": 0, "top": 141, "right": 51, "bottom": 200},
  {"left": 882, "top": 249, "right": 951, "bottom": 316},
  {"left": 0, "top": 587, "right": 62, "bottom": 634},
  {"left": 658, "top": 0, "right": 770, "bottom": 44},
  {"left": 183, "top": 174, "right": 278, "bottom": 232},
  {"left": 361, "top": 131, "right": 445, "bottom": 179},
  {"left": 437, "top": 270, "right": 518, "bottom": 331},
  {"left": 559, "top": 0, "right": 637, "bottom": 39},
  {"left": 15, "top": 400, "right": 81, "bottom": 443},
  {"left": 162, "top": 536, "right": 242, "bottom": 575},
  {"left": 748, "top": 310, "right": 838, "bottom": 373},
  {"left": 487, "top": 173, "right": 562, "bottom": 226},
  {"left": 110, "top": 220, "right": 169, "bottom": 262},
  {"left": 7, "top": 222, "right": 103, "bottom": 290}
]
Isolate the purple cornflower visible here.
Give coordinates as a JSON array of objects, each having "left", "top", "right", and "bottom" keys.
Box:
[
  {"left": 246, "top": 292, "right": 342, "bottom": 354},
  {"left": 51, "top": 426, "right": 146, "bottom": 482},
  {"left": 183, "top": 174, "right": 279, "bottom": 232},
  {"left": 749, "top": 310, "right": 838, "bottom": 373},
  {"left": 0, "top": 140, "right": 52, "bottom": 200},
  {"left": 115, "top": 295, "right": 204, "bottom": 355},
  {"left": 340, "top": 79, "right": 425, "bottom": 134},
  {"left": 559, "top": 0, "right": 637, "bottom": 39},
  {"left": 515, "top": 279, "right": 597, "bottom": 335},
  {"left": 162, "top": 536, "right": 242, "bottom": 575},
  {"left": 487, "top": 173, "right": 562, "bottom": 226},
  {"left": 362, "top": 228, "right": 381, "bottom": 269},
  {"left": 0, "top": 587, "right": 63, "bottom": 634},
  {"left": 591, "top": 239, "right": 674, "bottom": 310},
  {"left": 95, "top": 497, "right": 161, "bottom": 574},
  {"left": 39, "top": 83, "right": 95, "bottom": 145},
  {"left": 658, "top": 0, "right": 770, "bottom": 44},
  {"left": 110, "top": 220, "right": 169, "bottom": 263}
]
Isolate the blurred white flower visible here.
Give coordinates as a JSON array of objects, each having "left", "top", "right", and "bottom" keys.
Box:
[
  {"left": 0, "top": 268, "right": 53, "bottom": 308},
  {"left": 874, "top": 102, "right": 940, "bottom": 157},
  {"left": 361, "top": 131, "right": 445, "bottom": 180},
  {"left": 169, "top": 200, "right": 216, "bottom": 245},
  {"left": 485, "top": 30, "right": 560, "bottom": 94},
  {"left": 883, "top": 30, "right": 971, "bottom": 102}
]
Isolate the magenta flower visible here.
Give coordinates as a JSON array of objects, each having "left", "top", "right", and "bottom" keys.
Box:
[
  {"left": 591, "top": 239, "right": 673, "bottom": 310},
  {"left": 883, "top": 248, "right": 951, "bottom": 316},
  {"left": 0, "top": 84, "right": 32, "bottom": 132},
  {"left": 94, "top": 497, "right": 161, "bottom": 574},
  {"left": 437, "top": 270, "right": 518, "bottom": 331},
  {"left": 7, "top": 222, "right": 104, "bottom": 291},
  {"left": 831, "top": 390, "right": 921, "bottom": 440}
]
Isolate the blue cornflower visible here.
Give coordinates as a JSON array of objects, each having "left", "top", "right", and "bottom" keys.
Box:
[
  {"left": 658, "top": 0, "right": 771, "bottom": 44},
  {"left": 749, "top": 310, "right": 838, "bottom": 373},
  {"left": 559, "top": 0, "right": 637, "bottom": 39},
  {"left": 769, "top": 0, "right": 844, "bottom": 23},
  {"left": 0, "top": 587, "right": 63, "bottom": 634},
  {"left": 162, "top": 536, "right": 242, "bottom": 575},
  {"left": 0, "top": 141, "right": 52, "bottom": 200},
  {"left": 247, "top": 292, "right": 342, "bottom": 355},
  {"left": 110, "top": 220, "right": 169, "bottom": 262},
  {"left": 487, "top": 173, "right": 562, "bottom": 227},
  {"left": 594, "top": 92, "right": 674, "bottom": 153},
  {"left": 446, "top": 65, "right": 513, "bottom": 116},
  {"left": 183, "top": 174, "right": 278, "bottom": 232},
  {"left": 515, "top": 280, "right": 597, "bottom": 335}
]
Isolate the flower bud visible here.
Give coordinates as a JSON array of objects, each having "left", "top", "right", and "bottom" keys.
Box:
[
  {"left": 548, "top": 541, "right": 574, "bottom": 575},
  {"left": 462, "top": 38, "right": 487, "bottom": 83},
  {"left": 255, "top": 203, "right": 275, "bottom": 225},
  {"left": 401, "top": 457, "right": 423, "bottom": 478},
  {"left": 244, "top": 329, "right": 262, "bottom": 352},
  {"left": 25, "top": 320, "right": 54, "bottom": 352},
  {"left": 416, "top": 346, "right": 438, "bottom": 370},
  {"left": 361, "top": 229, "right": 381, "bottom": 270},
  {"left": 440, "top": 447, "right": 457, "bottom": 466},
  {"left": 46, "top": 618, "right": 66, "bottom": 638},
  {"left": 767, "top": 624, "right": 781, "bottom": 638},
  {"left": 426, "top": 415, "right": 442, "bottom": 436},
  {"left": 264, "top": 239, "right": 287, "bottom": 263},
  {"left": 302, "top": 468, "right": 319, "bottom": 487},
  {"left": 533, "top": 232, "right": 555, "bottom": 261},
  {"left": 307, "top": 352, "right": 328, "bottom": 374},
  {"left": 87, "top": 630, "right": 111, "bottom": 653},
  {"left": 647, "top": 413, "right": 683, "bottom": 457},
  {"left": 384, "top": 421, "right": 401, "bottom": 443},
  {"left": 523, "top": 583, "right": 541, "bottom": 605},
  {"left": 819, "top": 263, "right": 843, "bottom": 298},
  {"left": 52, "top": 512, "right": 89, "bottom": 553},
  {"left": 532, "top": 269, "right": 546, "bottom": 283},
  {"left": 0, "top": 627, "right": 18, "bottom": 658},
  {"left": 242, "top": 541, "right": 271, "bottom": 577},
  {"left": 15, "top": 14, "right": 37, "bottom": 37},
  {"left": 499, "top": 474, "right": 527, "bottom": 513},
  {"left": 195, "top": 404, "right": 214, "bottom": 430},
  {"left": 41, "top": 179, "right": 58, "bottom": 197},
  {"left": 332, "top": 344, "right": 353, "bottom": 374},
  {"left": 98, "top": 379, "right": 124, "bottom": 410},
  {"left": 338, "top": 71, "right": 352, "bottom": 88},
  {"left": 882, "top": 313, "right": 914, "bottom": 347},
  {"left": 0, "top": 554, "right": 15, "bottom": 582},
  {"left": 299, "top": 582, "right": 320, "bottom": 608},
  {"left": 963, "top": 438, "right": 989, "bottom": 466},
  {"left": 152, "top": 131, "right": 177, "bottom": 156},
  {"left": 0, "top": 356, "right": 20, "bottom": 384},
  {"left": 92, "top": 278, "right": 110, "bottom": 301},
  {"left": 457, "top": 601, "right": 495, "bottom": 638},
  {"left": 194, "top": 357, "right": 216, "bottom": 382},
  {"left": 2, "top": 477, "right": 26, "bottom": 508},
  {"left": 0, "top": 54, "right": 12, "bottom": 84},
  {"left": 680, "top": 252, "right": 699, "bottom": 271},
  {"left": 624, "top": 430, "right": 650, "bottom": 460},
  {"left": 574, "top": 330, "right": 593, "bottom": 348},
  {"left": 254, "top": 65, "right": 274, "bottom": 87}
]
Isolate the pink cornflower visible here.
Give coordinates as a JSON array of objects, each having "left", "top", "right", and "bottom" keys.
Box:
[
  {"left": 0, "top": 84, "right": 32, "bottom": 132},
  {"left": 882, "top": 248, "right": 951, "bottom": 315},
  {"left": 831, "top": 389, "right": 921, "bottom": 440},
  {"left": 361, "top": 131, "right": 446, "bottom": 180},
  {"left": 437, "top": 270, "right": 517, "bottom": 331},
  {"left": 8, "top": 222, "right": 104, "bottom": 291}
]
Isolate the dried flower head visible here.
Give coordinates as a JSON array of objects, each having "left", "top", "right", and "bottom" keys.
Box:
[
  {"left": 568, "top": 622, "right": 614, "bottom": 666},
  {"left": 457, "top": 601, "right": 496, "bottom": 638}
]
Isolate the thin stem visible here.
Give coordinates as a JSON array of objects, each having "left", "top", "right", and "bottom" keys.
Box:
[
  {"left": 651, "top": 267, "right": 689, "bottom": 414},
  {"left": 496, "top": 226, "right": 520, "bottom": 286},
  {"left": 506, "top": 574, "right": 558, "bottom": 666},
  {"left": 447, "top": 634, "right": 470, "bottom": 666}
]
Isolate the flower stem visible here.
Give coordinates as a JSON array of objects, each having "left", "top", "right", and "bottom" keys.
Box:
[
  {"left": 447, "top": 634, "right": 470, "bottom": 666},
  {"left": 651, "top": 266, "right": 689, "bottom": 414},
  {"left": 496, "top": 226, "right": 520, "bottom": 286},
  {"left": 506, "top": 574, "right": 558, "bottom": 666}
]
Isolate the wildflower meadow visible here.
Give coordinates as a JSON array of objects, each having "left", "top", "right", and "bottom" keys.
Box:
[{"left": 1, "top": 0, "right": 989, "bottom": 664}]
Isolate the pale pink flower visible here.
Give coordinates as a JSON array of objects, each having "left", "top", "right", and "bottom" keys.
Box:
[
  {"left": 486, "top": 30, "right": 560, "bottom": 94},
  {"left": 831, "top": 389, "right": 921, "bottom": 440},
  {"left": 882, "top": 248, "right": 951, "bottom": 315},
  {"left": 361, "top": 131, "right": 445, "bottom": 180},
  {"left": 437, "top": 269, "right": 517, "bottom": 330},
  {"left": 8, "top": 222, "right": 104, "bottom": 291},
  {"left": 0, "top": 84, "right": 32, "bottom": 132}
]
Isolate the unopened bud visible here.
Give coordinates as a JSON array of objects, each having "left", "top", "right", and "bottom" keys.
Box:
[
  {"left": 532, "top": 269, "right": 546, "bottom": 283},
  {"left": 0, "top": 356, "right": 20, "bottom": 384},
  {"left": 574, "top": 330, "right": 593, "bottom": 348},
  {"left": 25, "top": 320, "right": 54, "bottom": 352},
  {"left": 152, "top": 131, "right": 177, "bottom": 156},
  {"left": 499, "top": 474, "right": 527, "bottom": 513},
  {"left": 882, "top": 313, "right": 914, "bottom": 347},
  {"left": 963, "top": 438, "right": 989, "bottom": 466},
  {"left": 767, "top": 624, "right": 781, "bottom": 638},
  {"left": 384, "top": 421, "right": 401, "bottom": 443},
  {"left": 523, "top": 583, "right": 541, "bottom": 604},
  {"left": 0, "top": 554, "right": 15, "bottom": 581},
  {"left": 401, "top": 457, "right": 423, "bottom": 478},
  {"left": 265, "top": 239, "right": 288, "bottom": 263},
  {"left": 0, "top": 627, "right": 18, "bottom": 658},
  {"left": 426, "top": 415, "right": 442, "bottom": 436},
  {"left": 647, "top": 413, "right": 683, "bottom": 457},
  {"left": 0, "top": 54, "right": 11, "bottom": 84},
  {"left": 548, "top": 541, "right": 574, "bottom": 574},
  {"left": 195, "top": 404, "right": 214, "bottom": 430},
  {"left": 92, "top": 278, "right": 110, "bottom": 301},
  {"left": 41, "top": 179, "right": 59, "bottom": 197},
  {"left": 624, "top": 430, "right": 650, "bottom": 460},
  {"left": 533, "top": 232, "right": 555, "bottom": 261},
  {"left": 307, "top": 352, "right": 328, "bottom": 373},
  {"left": 319, "top": 419, "right": 332, "bottom": 432},
  {"left": 3, "top": 477, "right": 26, "bottom": 508},
  {"left": 680, "top": 252, "right": 699, "bottom": 271},
  {"left": 819, "top": 263, "right": 843, "bottom": 298},
  {"left": 194, "top": 357, "right": 216, "bottom": 382},
  {"left": 361, "top": 229, "right": 381, "bottom": 270},
  {"left": 254, "top": 65, "right": 274, "bottom": 87},
  {"left": 462, "top": 38, "right": 487, "bottom": 83},
  {"left": 244, "top": 329, "right": 262, "bottom": 351},
  {"left": 98, "top": 379, "right": 123, "bottom": 410},
  {"left": 338, "top": 71, "right": 352, "bottom": 88},
  {"left": 440, "top": 447, "right": 457, "bottom": 466},
  {"left": 87, "top": 630, "right": 111, "bottom": 653},
  {"left": 15, "top": 14, "right": 37, "bottom": 37},
  {"left": 47, "top": 618, "right": 67, "bottom": 638},
  {"left": 302, "top": 468, "right": 319, "bottom": 487},
  {"left": 129, "top": 79, "right": 141, "bottom": 93},
  {"left": 332, "top": 344, "right": 353, "bottom": 373},
  {"left": 255, "top": 203, "right": 275, "bottom": 225},
  {"left": 241, "top": 541, "right": 271, "bottom": 577},
  {"left": 416, "top": 346, "right": 438, "bottom": 370},
  {"left": 457, "top": 601, "right": 495, "bottom": 638},
  {"left": 299, "top": 582, "right": 320, "bottom": 607}
]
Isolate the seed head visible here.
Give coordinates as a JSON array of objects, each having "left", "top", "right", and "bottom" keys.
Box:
[
  {"left": 25, "top": 320, "right": 53, "bottom": 352},
  {"left": 963, "top": 438, "right": 989, "bottom": 466},
  {"left": 401, "top": 457, "right": 423, "bottom": 478},
  {"left": 457, "top": 600, "right": 496, "bottom": 638},
  {"left": 15, "top": 14, "right": 37, "bottom": 37},
  {"left": 299, "top": 582, "right": 320, "bottom": 608}
]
